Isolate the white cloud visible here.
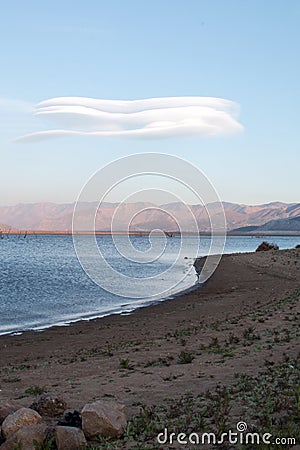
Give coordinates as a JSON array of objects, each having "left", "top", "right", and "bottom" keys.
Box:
[{"left": 16, "top": 96, "right": 243, "bottom": 142}]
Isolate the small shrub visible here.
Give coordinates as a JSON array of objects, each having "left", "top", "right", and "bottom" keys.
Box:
[
  {"left": 177, "top": 351, "right": 194, "bottom": 364},
  {"left": 25, "top": 386, "right": 45, "bottom": 396},
  {"left": 33, "top": 437, "right": 55, "bottom": 450},
  {"left": 227, "top": 332, "right": 239, "bottom": 345},
  {"left": 209, "top": 337, "right": 220, "bottom": 349},
  {"left": 2, "top": 377, "right": 21, "bottom": 383},
  {"left": 119, "top": 357, "right": 133, "bottom": 370},
  {"left": 243, "top": 326, "right": 260, "bottom": 343}
]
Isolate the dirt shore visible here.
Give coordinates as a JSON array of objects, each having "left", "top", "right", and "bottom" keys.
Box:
[{"left": 0, "top": 248, "right": 299, "bottom": 447}]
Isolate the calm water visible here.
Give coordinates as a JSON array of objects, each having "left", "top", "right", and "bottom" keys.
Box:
[{"left": 0, "top": 234, "right": 299, "bottom": 335}]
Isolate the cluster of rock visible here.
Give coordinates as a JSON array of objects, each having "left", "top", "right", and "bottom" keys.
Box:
[
  {"left": 255, "top": 241, "right": 279, "bottom": 252},
  {"left": 0, "top": 396, "right": 127, "bottom": 449}
]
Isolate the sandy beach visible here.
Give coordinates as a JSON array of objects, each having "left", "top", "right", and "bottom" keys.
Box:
[{"left": 0, "top": 248, "right": 299, "bottom": 448}]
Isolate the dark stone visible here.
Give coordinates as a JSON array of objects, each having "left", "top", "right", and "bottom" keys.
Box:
[
  {"left": 256, "top": 241, "right": 279, "bottom": 252},
  {"left": 57, "top": 410, "right": 82, "bottom": 429}
]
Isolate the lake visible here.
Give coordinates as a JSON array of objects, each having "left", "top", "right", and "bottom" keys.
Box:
[{"left": 0, "top": 234, "right": 299, "bottom": 335}]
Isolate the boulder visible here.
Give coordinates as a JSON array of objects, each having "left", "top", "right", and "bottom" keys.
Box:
[
  {"left": 55, "top": 426, "right": 87, "bottom": 450},
  {"left": 0, "top": 423, "right": 47, "bottom": 450},
  {"left": 256, "top": 241, "right": 279, "bottom": 252},
  {"left": 0, "top": 404, "right": 16, "bottom": 425},
  {"left": 81, "top": 400, "right": 127, "bottom": 439},
  {"left": 1, "top": 408, "right": 42, "bottom": 439},
  {"left": 31, "top": 395, "right": 67, "bottom": 417}
]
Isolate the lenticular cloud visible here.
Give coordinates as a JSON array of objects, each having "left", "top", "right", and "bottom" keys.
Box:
[{"left": 17, "top": 96, "right": 243, "bottom": 142}]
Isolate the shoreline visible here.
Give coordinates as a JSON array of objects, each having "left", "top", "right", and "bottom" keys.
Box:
[
  {"left": 0, "top": 262, "right": 199, "bottom": 338},
  {"left": 1, "top": 236, "right": 299, "bottom": 336},
  {"left": 0, "top": 247, "right": 299, "bottom": 447},
  {"left": 1, "top": 239, "right": 298, "bottom": 337},
  {"left": 1, "top": 250, "right": 261, "bottom": 338}
]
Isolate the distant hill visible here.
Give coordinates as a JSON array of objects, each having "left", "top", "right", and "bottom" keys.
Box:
[
  {"left": 0, "top": 201, "right": 299, "bottom": 232},
  {"left": 231, "top": 216, "right": 300, "bottom": 234}
]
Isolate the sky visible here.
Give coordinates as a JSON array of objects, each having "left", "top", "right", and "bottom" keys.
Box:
[{"left": 0, "top": 0, "right": 299, "bottom": 206}]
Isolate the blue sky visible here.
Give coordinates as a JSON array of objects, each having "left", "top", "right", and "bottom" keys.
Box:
[{"left": 0, "top": 0, "right": 299, "bottom": 205}]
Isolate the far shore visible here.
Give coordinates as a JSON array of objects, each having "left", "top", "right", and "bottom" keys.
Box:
[{"left": 1, "top": 230, "right": 300, "bottom": 236}]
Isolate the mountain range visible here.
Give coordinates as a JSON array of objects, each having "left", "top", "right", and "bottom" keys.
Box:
[
  {"left": 0, "top": 201, "right": 299, "bottom": 233},
  {"left": 231, "top": 216, "right": 300, "bottom": 234}
]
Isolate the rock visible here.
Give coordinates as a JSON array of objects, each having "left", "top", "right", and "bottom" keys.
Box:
[
  {"left": 256, "top": 241, "right": 279, "bottom": 252},
  {"left": 55, "top": 426, "right": 87, "bottom": 450},
  {"left": 0, "top": 423, "right": 47, "bottom": 450},
  {"left": 0, "top": 404, "right": 16, "bottom": 425},
  {"left": 1, "top": 408, "right": 42, "bottom": 439},
  {"left": 81, "top": 400, "right": 127, "bottom": 439},
  {"left": 31, "top": 395, "right": 67, "bottom": 417},
  {"left": 57, "top": 410, "right": 82, "bottom": 428}
]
